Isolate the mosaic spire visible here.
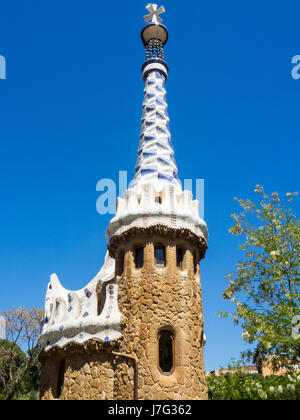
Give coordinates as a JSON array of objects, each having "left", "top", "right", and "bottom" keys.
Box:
[
  {"left": 106, "top": 4, "right": 208, "bottom": 243},
  {"left": 130, "top": 4, "right": 181, "bottom": 189}
]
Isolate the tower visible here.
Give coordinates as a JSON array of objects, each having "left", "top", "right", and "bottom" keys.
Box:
[{"left": 38, "top": 4, "right": 208, "bottom": 400}]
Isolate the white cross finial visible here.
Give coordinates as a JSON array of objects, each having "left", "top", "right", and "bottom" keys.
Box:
[{"left": 144, "top": 3, "right": 165, "bottom": 25}]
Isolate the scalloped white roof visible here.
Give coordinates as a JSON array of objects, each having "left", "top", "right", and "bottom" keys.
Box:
[{"left": 38, "top": 252, "right": 121, "bottom": 351}]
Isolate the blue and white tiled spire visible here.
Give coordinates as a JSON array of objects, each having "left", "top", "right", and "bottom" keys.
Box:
[
  {"left": 131, "top": 70, "right": 181, "bottom": 188},
  {"left": 130, "top": 6, "right": 180, "bottom": 189},
  {"left": 106, "top": 5, "right": 208, "bottom": 242}
]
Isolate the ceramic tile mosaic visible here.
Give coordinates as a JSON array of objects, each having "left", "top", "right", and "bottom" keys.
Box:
[{"left": 38, "top": 252, "right": 122, "bottom": 351}]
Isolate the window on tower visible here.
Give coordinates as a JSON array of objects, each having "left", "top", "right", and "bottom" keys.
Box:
[
  {"left": 155, "top": 194, "right": 162, "bottom": 204},
  {"left": 116, "top": 251, "right": 124, "bottom": 276},
  {"left": 158, "top": 330, "right": 175, "bottom": 374},
  {"left": 134, "top": 247, "right": 144, "bottom": 268},
  {"left": 155, "top": 244, "right": 165, "bottom": 266},
  {"left": 176, "top": 247, "right": 184, "bottom": 269},
  {"left": 193, "top": 253, "right": 198, "bottom": 274},
  {"left": 56, "top": 359, "right": 66, "bottom": 398}
]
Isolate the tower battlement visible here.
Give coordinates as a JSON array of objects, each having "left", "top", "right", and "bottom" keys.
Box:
[{"left": 106, "top": 181, "right": 208, "bottom": 243}]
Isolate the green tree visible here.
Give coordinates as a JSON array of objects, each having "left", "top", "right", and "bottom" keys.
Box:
[
  {"left": 0, "top": 340, "right": 27, "bottom": 398},
  {"left": 244, "top": 342, "right": 268, "bottom": 375},
  {"left": 219, "top": 186, "right": 300, "bottom": 370},
  {"left": 0, "top": 308, "right": 43, "bottom": 400}
]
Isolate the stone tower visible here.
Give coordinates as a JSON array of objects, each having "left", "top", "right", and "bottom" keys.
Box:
[{"left": 38, "top": 4, "right": 208, "bottom": 400}]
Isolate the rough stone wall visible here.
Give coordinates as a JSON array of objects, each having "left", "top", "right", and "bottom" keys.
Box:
[
  {"left": 39, "top": 341, "right": 126, "bottom": 400},
  {"left": 112, "top": 228, "right": 208, "bottom": 400}
]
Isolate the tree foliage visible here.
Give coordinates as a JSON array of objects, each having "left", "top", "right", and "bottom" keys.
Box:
[
  {"left": 219, "top": 186, "right": 300, "bottom": 370},
  {"left": 0, "top": 308, "right": 43, "bottom": 400}
]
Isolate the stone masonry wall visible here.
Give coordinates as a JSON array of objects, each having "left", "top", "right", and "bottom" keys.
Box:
[
  {"left": 111, "top": 227, "right": 208, "bottom": 400},
  {"left": 39, "top": 341, "right": 126, "bottom": 400}
]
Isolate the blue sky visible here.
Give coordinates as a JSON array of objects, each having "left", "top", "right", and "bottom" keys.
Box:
[{"left": 0, "top": 0, "right": 299, "bottom": 372}]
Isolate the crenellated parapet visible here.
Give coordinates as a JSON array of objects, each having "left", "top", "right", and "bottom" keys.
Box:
[{"left": 106, "top": 182, "right": 208, "bottom": 243}]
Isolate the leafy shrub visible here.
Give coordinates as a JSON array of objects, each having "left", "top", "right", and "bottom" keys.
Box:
[{"left": 207, "top": 369, "right": 300, "bottom": 400}]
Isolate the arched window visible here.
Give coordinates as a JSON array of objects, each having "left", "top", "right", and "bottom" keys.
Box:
[
  {"left": 155, "top": 195, "right": 162, "bottom": 204},
  {"left": 193, "top": 253, "right": 198, "bottom": 274},
  {"left": 155, "top": 244, "right": 165, "bottom": 266},
  {"left": 176, "top": 247, "right": 184, "bottom": 269},
  {"left": 134, "top": 247, "right": 144, "bottom": 268},
  {"left": 116, "top": 251, "right": 124, "bottom": 276},
  {"left": 56, "top": 359, "right": 65, "bottom": 398},
  {"left": 158, "top": 331, "right": 175, "bottom": 374}
]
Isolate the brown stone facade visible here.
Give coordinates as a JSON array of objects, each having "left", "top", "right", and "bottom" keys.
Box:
[
  {"left": 39, "top": 225, "right": 208, "bottom": 400},
  {"left": 39, "top": 341, "right": 122, "bottom": 400}
]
